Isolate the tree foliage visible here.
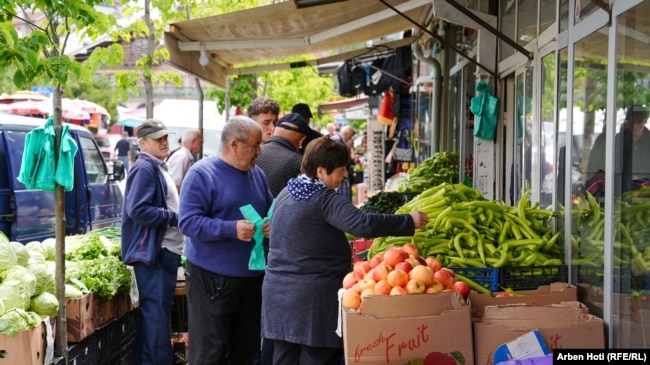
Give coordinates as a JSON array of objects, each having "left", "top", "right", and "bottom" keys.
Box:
[{"left": 0, "top": 1, "right": 118, "bottom": 89}]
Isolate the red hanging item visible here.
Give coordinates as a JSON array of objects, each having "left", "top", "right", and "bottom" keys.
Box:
[{"left": 377, "top": 89, "right": 394, "bottom": 126}]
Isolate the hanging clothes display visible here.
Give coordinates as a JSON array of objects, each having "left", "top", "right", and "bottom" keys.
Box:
[
  {"left": 470, "top": 81, "right": 499, "bottom": 140},
  {"left": 17, "top": 117, "right": 78, "bottom": 191}
]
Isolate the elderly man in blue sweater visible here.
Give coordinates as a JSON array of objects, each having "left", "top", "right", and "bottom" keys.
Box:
[{"left": 179, "top": 116, "right": 274, "bottom": 365}]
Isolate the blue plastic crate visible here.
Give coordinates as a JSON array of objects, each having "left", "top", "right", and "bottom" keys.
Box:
[
  {"left": 499, "top": 265, "right": 568, "bottom": 291},
  {"left": 451, "top": 267, "right": 499, "bottom": 291}
]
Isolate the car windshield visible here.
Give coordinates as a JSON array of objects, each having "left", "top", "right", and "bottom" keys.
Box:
[{"left": 95, "top": 138, "right": 111, "bottom": 147}]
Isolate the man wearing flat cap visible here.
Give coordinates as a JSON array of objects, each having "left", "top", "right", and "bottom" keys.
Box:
[{"left": 121, "top": 119, "right": 184, "bottom": 365}]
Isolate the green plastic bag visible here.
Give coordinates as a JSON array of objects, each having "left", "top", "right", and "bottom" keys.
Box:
[
  {"left": 470, "top": 82, "right": 499, "bottom": 140},
  {"left": 239, "top": 200, "right": 275, "bottom": 271}
]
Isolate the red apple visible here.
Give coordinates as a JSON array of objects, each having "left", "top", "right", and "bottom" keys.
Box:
[
  {"left": 342, "top": 272, "right": 357, "bottom": 289},
  {"left": 383, "top": 246, "right": 408, "bottom": 268},
  {"left": 360, "top": 287, "right": 375, "bottom": 298},
  {"left": 424, "top": 351, "right": 457, "bottom": 365},
  {"left": 425, "top": 256, "right": 443, "bottom": 271},
  {"left": 406, "top": 279, "right": 426, "bottom": 294},
  {"left": 427, "top": 279, "right": 444, "bottom": 293},
  {"left": 434, "top": 269, "right": 454, "bottom": 289},
  {"left": 363, "top": 270, "right": 374, "bottom": 280},
  {"left": 386, "top": 269, "right": 409, "bottom": 288},
  {"left": 374, "top": 280, "right": 392, "bottom": 295},
  {"left": 441, "top": 267, "right": 456, "bottom": 278},
  {"left": 405, "top": 257, "right": 421, "bottom": 268},
  {"left": 395, "top": 261, "right": 413, "bottom": 273},
  {"left": 368, "top": 254, "right": 383, "bottom": 269},
  {"left": 357, "top": 278, "right": 376, "bottom": 293},
  {"left": 342, "top": 288, "right": 361, "bottom": 310},
  {"left": 390, "top": 286, "right": 407, "bottom": 295},
  {"left": 401, "top": 242, "right": 420, "bottom": 259},
  {"left": 409, "top": 265, "right": 435, "bottom": 287},
  {"left": 452, "top": 280, "right": 471, "bottom": 298},
  {"left": 372, "top": 262, "right": 392, "bottom": 282},
  {"left": 353, "top": 261, "right": 372, "bottom": 281}
]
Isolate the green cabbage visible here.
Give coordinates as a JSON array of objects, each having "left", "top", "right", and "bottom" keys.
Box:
[
  {"left": 24, "top": 241, "right": 47, "bottom": 262},
  {"left": 24, "top": 261, "right": 55, "bottom": 296},
  {"left": 29, "top": 292, "right": 59, "bottom": 318},
  {"left": 1, "top": 265, "right": 37, "bottom": 298},
  {"left": 40, "top": 238, "right": 56, "bottom": 261},
  {"left": 64, "top": 285, "right": 84, "bottom": 299},
  {"left": 0, "top": 241, "right": 17, "bottom": 272},
  {"left": 9, "top": 241, "right": 29, "bottom": 266},
  {"left": 0, "top": 309, "right": 40, "bottom": 336},
  {"left": 0, "top": 280, "right": 29, "bottom": 314}
]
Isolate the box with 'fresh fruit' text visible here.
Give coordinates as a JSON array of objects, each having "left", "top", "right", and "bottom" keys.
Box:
[{"left": 342, "top": 291, "right": 473, "bottom": 365}]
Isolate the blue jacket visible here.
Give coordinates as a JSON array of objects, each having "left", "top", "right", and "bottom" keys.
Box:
[{"left": 121, "top": 152, "right": 178, "bottom": 265}]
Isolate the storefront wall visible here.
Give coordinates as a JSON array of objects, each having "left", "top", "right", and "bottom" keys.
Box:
[
  {"left": 425, "top": 0, "right": 648, "bottom": 348},
  {"left": 495, "top": 0, "right": 648, "bottom": 348}
]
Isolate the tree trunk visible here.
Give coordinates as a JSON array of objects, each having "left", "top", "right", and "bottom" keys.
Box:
[{"left": 144, "top": 0, "right": 155, "bottom": 119}]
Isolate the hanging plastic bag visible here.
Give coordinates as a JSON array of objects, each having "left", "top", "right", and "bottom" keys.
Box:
[
  {"left": 17, "top": 117, "right": 78, "bottom": 192},
  {"left": 239, "top": 200, "right": 275, "bottom": 271},
  {"left": 377, "top": 89, "right": 395, "bottom": 126},
  {"left": 470, "top": 82, "right": 499, "bottom": 140}
]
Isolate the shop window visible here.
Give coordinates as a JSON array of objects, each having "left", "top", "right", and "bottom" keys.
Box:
[
  {"left": 540, "top": 0, "right": 557, "bottom": 34},
  {"left": 499, "top": 0, "right": 516, "bottom": 61},
  {"left": 517, "top": 0, "right": 538, "bottom": 45}
]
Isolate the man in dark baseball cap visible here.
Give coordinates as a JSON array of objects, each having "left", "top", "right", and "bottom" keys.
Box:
[
  {"left": 256, "top": 113, "right": 309, "bottom": 197},
  {"left": 275, "top": 113, "right": 312, "bottom": 136},
  {"left": 289, "top": 104, "right": 322, "bottom": 153},
  {"left": 137, "top": 119, "right": 172, "bottom": 139},
  {"left": 291, "top": 103, "right": 313, "bottom": 120}
]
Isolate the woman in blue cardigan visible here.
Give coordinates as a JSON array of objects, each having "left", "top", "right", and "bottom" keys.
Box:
[{"left": 262, "top": 138, "right": 428, "bottom": 365}]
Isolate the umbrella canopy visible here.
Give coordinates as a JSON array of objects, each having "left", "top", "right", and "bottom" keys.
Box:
[
  {"left": 116, "top": 115, "right": 145, "bottom": 127},
  {"left": 36, "top": 100, "right": 91, "bottom": 121},
  {"left": 0, "top": 90, "right": 51, "bottom": 104},
  {"left": 62, "top": 98, "right": 108, "bottom": 116},
  {"left": 0, "top": 100, "right": 46, "bottom": 116}
]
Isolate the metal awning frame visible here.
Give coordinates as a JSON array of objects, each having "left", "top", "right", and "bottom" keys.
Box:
[{"left": 380, "top": 0, "right": 498, "bottom": 78}]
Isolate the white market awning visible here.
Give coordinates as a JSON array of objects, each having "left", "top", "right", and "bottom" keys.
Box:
[{"left": 163, "top": 0, "right": 433, "bottom": 89}]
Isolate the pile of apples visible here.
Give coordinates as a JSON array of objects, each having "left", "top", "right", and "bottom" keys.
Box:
[{"left": 341, "top": 243, "right": 471, "bottom": 311}]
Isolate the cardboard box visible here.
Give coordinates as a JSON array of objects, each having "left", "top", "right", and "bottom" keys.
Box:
[
  {"left": 343, "top": 292, "right": 474, "bottom": 365},
  {"left": 0, "top": 320, "right": 47, "bottom": 365},
  {"left": 92, "top": 293, "right": 116, "bottom": 330},
  {"left": 66, "top": 293, "right": 95, "bottom": 342},
  {"left": 492, "top": 330, "right": 548, "bottom": 364},
  {"left": 473, "top": 302, "right": 605, "bottom": 365},
  {"left": 468, "top": 282, "right": 577, "bottom": 318},
  {"left": 114, "top": 293, "right": 132, "bottom": 320}
]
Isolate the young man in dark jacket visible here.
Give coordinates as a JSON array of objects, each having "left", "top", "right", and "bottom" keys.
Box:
[{"left": 121, "top": 119, "right": 183, "bottom": 365}]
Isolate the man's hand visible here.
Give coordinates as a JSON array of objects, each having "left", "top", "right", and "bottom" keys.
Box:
[
  {"left": 262, "top": 221, "right": 270, "bottom": 238},
  {"left": 236, "top": 220, "right": 256, "bottom": 241}
]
